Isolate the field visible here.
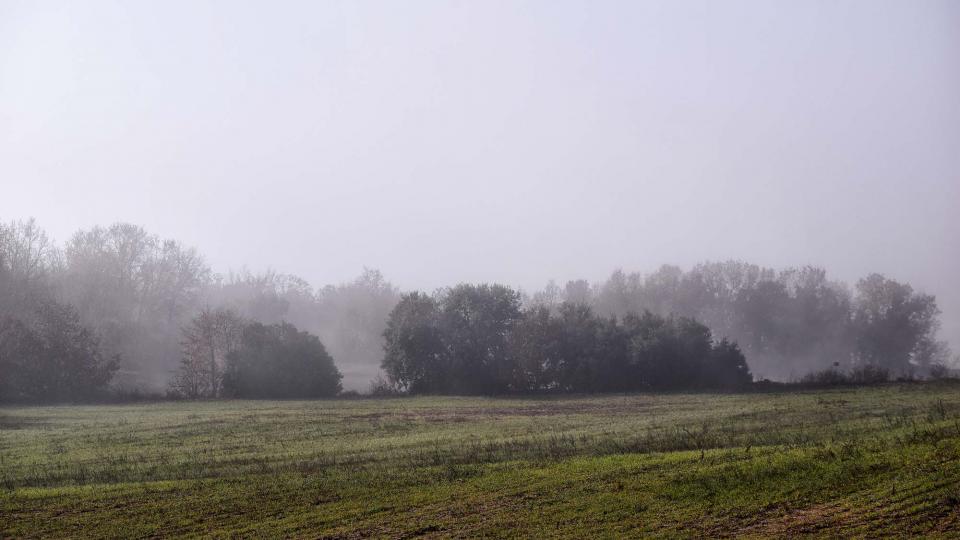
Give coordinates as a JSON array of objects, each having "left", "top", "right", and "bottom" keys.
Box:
[{"left": 2, "top": 384, "right": 960, "bottom": 538}]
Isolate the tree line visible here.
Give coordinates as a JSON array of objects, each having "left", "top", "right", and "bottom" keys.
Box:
[
  {"left": 529, "top": 263, "right": 951, "bottom": 380},
  {"left": 381, "top": 284, "right": 751, "bottom": 394},
  {"left": 0, "top": 217, "right": 954, "bottom": 402},
  {"left": 0, "top": 218, "right": 396, "bottom": 401}
]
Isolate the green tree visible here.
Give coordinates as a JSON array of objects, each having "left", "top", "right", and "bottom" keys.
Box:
[
  {"left": 704, "top": 339, "right": 752, "bottom": 389},
  {"left": 438, "top": 284, "right": 522, "bottom": 394},
  {"left": 508, "top": 306, "right": 562, "bottom": 392},
  {"left": 381, "top": 292, "right": 445, "bottom": 393},
  {"left": 0, "top": 301, "right": 117, "bottom": 403}
]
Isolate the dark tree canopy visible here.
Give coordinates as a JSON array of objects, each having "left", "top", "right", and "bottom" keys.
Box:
[
  {"left": 0, "top": 301, "right": 118, "bottom": 403},
  {"left": 438, "top": 284, "right": 523, "bottom": 394},
  {"left": 381, "top": 292, "right": 446, "bottom": 394},
  {"left": 222, "top": 321, "right": 342, "bottom": 398},
  {"left": 705, "top": 339, "right": 753, "bottom": 389},
  {"left": 383, "top": 284, "right": 753, "bottom": 395},
  {"left": 507, "top": 305, "right": 562, "bottom": 392},
  {"left": 382, "top": 285, "right": 523, "bottom": 395}
]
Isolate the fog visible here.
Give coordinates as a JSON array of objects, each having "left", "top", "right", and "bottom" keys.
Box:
[{"left": 1, "top": 1, "right": 958, "bottom": 385}]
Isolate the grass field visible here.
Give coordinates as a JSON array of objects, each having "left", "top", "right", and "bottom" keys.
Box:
[{"left": 2, "top": 384, "right": 960, "bottom": 538}]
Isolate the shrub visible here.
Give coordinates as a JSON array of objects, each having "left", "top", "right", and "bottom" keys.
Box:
[
  {"left": 222, "top": 322, "right": 342, "bottom": 398},
  {"left": 800, "top": 369, "right": 850, "bottom": 386},
  {"left": 367, "top": 374, "right": 403, "bottom": 397},
  {"left": 849, "top": 365, "right": 889, "bottom": 384},
  {"left": 800, "top": 364, "right": 890, "bottom": 387}
]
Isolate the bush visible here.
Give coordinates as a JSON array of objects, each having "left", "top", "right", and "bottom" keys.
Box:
[
  {"left": 800, "top": 369, "right": 850, "bottom": 386},
  {"left": 367, "top": 374, "right": 403, "bottom": 397},
  {"left": 849, "top": 365, "right": 889, "bottom": 384},
  {"left": 799, "top": 364, "right": 890, "bottom": 387},
  {"left": 222, "top": 322, "right": 342, "bottom": 399}
]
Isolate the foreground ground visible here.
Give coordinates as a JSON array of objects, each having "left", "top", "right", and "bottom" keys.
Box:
[{"left": 2, "top": 384, "right": 960, "bottom": 538}]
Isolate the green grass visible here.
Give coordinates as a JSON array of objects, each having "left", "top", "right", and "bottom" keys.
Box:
[{"left": 2, "top": 384, "right": 960, "bottom": 538}]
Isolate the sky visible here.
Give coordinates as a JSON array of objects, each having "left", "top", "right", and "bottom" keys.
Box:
[{"left": 1, "top": 0, "right": 958, "bottom": 350}]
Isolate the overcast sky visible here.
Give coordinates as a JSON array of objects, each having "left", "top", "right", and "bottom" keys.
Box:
[{"left": 1, "top": 0, "right": 958, "bottom": 349}]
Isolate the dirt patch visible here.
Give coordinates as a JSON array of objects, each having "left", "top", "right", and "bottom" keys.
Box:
[{"left": 732, "top": 502, "right": 856, "bottom": 537}]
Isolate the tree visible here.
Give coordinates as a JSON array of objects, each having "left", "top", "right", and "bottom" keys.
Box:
[
  {"left": 622, "top": 312, "right": 714, "bottom": 390},
  {"left": 777, "top": 267, "right": 854, "bottom": 374},
  {"left": 150, "top": 240, "right": 210, "bottom": 325},
  {"left": 595, "top": 269, "right": 636, "bottom": 317},
  {"left": 551, "top": 302, "right": 604, "bottom": 392},
  {"left": 381, "top": 292, "right": 445, "bottom": 393},
  {"left": 60, "top": 223, "right": 211, "bottom": 389},
  {"left": 704, "top": 339, "right": 752, "bottom": 389},
  {"left": 683, "top": 261, "right": 774, "bottom": 340},
  {"left": 0, "top": 218, "right": 54, "bottom": 287},
  {"left": 511, "top": 303, "right": 632, "bottom": 393},
  {"left": 208, "top": 267, "right": 401, "bottom": 391},
  {"left": 853, "top": 274, "right": 941, "bottom": 374},
  {"left": 0, "top": 301, "right": 117, "bottom": 403},
  {"left": 382, "top": 284, "right": 523, "bottom": 395},
  {"left": 508, "top": 306, "right": 562, "bottom": 392},
  {"left": 171, "top": 308, "right": 244, "bottom": 398},
  {"left": 0, "top": 317, "right": 40, "bottom": 402},
  {"left": 529, "top": 280, "right": 562, "bottom": 313},
  {"left": 0, "top": 219, "right": 57, "bottom": 320},
  {"left": 438, "top": 284, "right": 523, "bottom": 394},
  {"left": 639, "top": 265, "right": 685, "bottom": 317},
  {"left": 222, "top": 322, "right": 342, "bottom": 398},
  {"left": 564, "top": 279, "right": 594, "bottom": 306},
  {"left": 733, "top": 279, "right": 791, "bottom": 375}
]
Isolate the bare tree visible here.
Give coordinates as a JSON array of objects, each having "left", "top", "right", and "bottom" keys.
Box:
[
  {"left": 173, "top": 308, "right": 245, "bottom": 398},
  {"left": 59, "top": 223, "right": 211, "bottom": 389},
  {"left": 0, "top": 219, "right": 57, "bottom": 318}
]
